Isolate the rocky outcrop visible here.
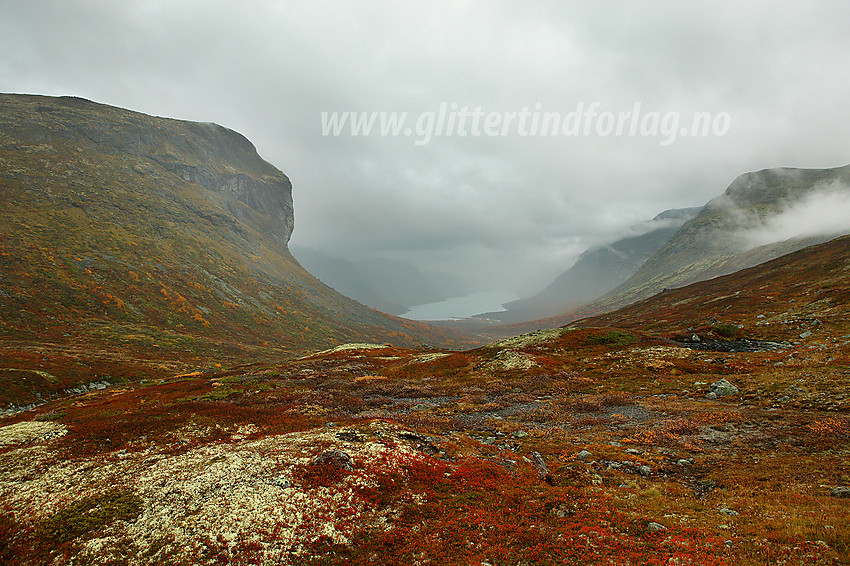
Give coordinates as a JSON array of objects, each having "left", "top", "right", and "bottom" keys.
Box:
[{"left": 0, "top": 94, "right": 294, "bottom": 247}]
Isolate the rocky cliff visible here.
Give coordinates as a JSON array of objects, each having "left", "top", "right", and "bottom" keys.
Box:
[
  {"left": 0, "top": 94, "right": 473, "bottom": 408},
  {"left": 1, "top": 94, "right": 294, "bottom": 248}
]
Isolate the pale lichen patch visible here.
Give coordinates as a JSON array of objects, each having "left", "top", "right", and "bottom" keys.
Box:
[
  {"left": 0, "top": 420, "right": 66, "bottom": 446},
  {"left": 0, "top": 422, "right": 427, "bottom": 565}
]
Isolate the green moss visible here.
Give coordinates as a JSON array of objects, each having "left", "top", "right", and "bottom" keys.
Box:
[
  {"left": 34, "top": 410, "right": 65, "bottom": 422},
  {"left": 201, "top": 385, "right": 243, "bottom": 401},
  {"left": 38, "top": 490, "right": 143, "bottom": 543},
  {"left": 585, "top": 330, "right": 637, "bottom": 346},
  {"left": 712, "top": 323, "right": 741, "bottom": 338}
]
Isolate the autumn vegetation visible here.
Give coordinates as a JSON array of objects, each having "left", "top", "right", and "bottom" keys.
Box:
[{"left": 1, "top": 95, "right": 848, "bottom": 564}]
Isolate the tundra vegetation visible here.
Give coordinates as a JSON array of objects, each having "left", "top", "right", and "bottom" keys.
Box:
[{"left": 1, "top": 236, "right": 849, "bottom": 565}]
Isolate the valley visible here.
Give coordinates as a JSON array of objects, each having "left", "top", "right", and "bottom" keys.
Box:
[
  {"left": 1, "top": 235, "right": 848, "bottom": 564},
  {"left": 0, "top": 94, "right": 847, "bottom": 565}
]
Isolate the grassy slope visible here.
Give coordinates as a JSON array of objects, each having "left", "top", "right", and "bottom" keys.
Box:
[
  {"left": 0, "top": 94, "right": 477, "bottom": 408},
  {"left": 487, "top": 234, "right": 850, "bottom": 338},
  {"left": 0, "top": 233, "right": 847, "bottom": 565}
]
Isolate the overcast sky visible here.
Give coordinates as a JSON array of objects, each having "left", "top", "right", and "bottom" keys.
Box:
[{"left": 2, "top": 0, "right": 849, "bottom": 295}]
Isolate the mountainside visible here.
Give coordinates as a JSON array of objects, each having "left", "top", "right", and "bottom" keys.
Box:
[
  {"left": 483, "top": 165, "right": 850, "bottom": 337},
  {"left": 575, "top": 233, "right": 850, "bottom": 340},
  {"left": 291, "top": 247, "right": 469, "bottom": 315},
  {"left": 596, "top": 165, "right": 850, "bottom": 311},
  {"left": 2, "top": 234, "right": 848, "bottom": 565},
  {"left": 498, "top": 207, "right": 700, "bottom": 323},
  {"left": 0, "top": 94, "right": 475, "bottom": 409}
]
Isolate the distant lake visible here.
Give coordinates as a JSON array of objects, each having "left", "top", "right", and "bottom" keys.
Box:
[{"left": 402, "top": 291, "right": 519, "bottom": 321}]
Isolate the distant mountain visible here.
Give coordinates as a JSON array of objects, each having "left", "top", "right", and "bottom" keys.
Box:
[
  {"left": 0, "top": 94, "right": 476, "bottom": 406},
  {"left": 594, "top": 164, "right": 850, "bottom": 311},
  {"left": 492, "top": 207, "right": 700, "bottom": 323},
  {"left": 482, "top": 164, "right": 850, "bottom": 336},
  {"left": 573, "top": 233, "right": 850, "bottom": 342},
  {"left": 291, "top": 247, "right": 469, "bottom": 315}
]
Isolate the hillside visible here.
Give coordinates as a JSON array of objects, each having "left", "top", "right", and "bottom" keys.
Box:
[
  {"left": 596, "top": 165, "right": 850, "bottom": 311},
  {"left": 497, "top": 207, "right": 700, "bottom": 323},
  {"left": 291, "top": 247, "right": 469, "bottom": 315},
  {"left": 0, "top": 94, "right": 476, "bottom": 410},
  {"left": 574, "top": 234, "right": 850, "bottom": 340},
  {"left": 1, "top": 232, "right": 847, "bottom": 565}
]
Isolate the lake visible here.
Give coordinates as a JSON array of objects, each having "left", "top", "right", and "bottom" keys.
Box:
[{"left": 402, "top": 290, "right": 519, "bottom": 321}]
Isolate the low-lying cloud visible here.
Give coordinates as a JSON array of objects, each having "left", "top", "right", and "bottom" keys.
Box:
[
  {"left": 2, "top": 1, "right": 850, "bottom": 300},
  {"left": 739, "top": 182, "right": 850, "bottom": 248}
]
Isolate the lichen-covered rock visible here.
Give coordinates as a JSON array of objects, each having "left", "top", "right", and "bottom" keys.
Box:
[
  {"left": 311, "top": 449, "right": 354, "bottom": 472},
  {"left": 0, "top": 420, "right": 67, "bottom": 446},
  {"left": 708, "top": 378, "right": 738, "bottom": 397}
]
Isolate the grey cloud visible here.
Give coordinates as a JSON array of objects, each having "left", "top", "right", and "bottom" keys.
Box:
[
  {"left": 2, "top": 0, "right": 849, "bottom": 296},
  {"left": 736, "top": 183, "right": 850, "bottom": 249}
]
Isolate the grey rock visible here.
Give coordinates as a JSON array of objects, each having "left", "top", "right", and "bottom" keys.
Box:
[
  {"left": 831, "top": 486, "right": 850, "bottom": 498},
  {"left": 576, "top": 450, "right": 592, "bottom": 461},
  {"left": 311, "top": 449, "right": 353, "bottom": 471},
  {"left": 638, "top": 465, "right": 651, "bottom": 477},
  {"left": 647, "top": 522, "right": 666, "bottom": 533},
  {"left": 705, "top": 392, "right": 717, "bottom": 400},
  {"left": 691, "top": 334, "right": 701, "bottom": 342},
  {"left": 677, "top": 459, "right": 692, "bottom": 466},
  {"left": 531, "top": 451, "right": 552, "bottom": 483},
  {"left": 513, "top": 430, "right": 528, "bottom": 438},
  {"left": 708, "top": 379, "right": 738, "bottom": 397},
  {"left": 625, "top": 448, "right": 642, "bottom": 455},
  {"left": 269, "top": 477, "right": 292, "bottom": 489},
  {"left": 799, "top": 330, "right": 812, "bottom": 339},
  {"left": 551, "top": 504, "right": 575, "bottom": 518},
  {"left": 719, "top": 507, "right": 739, "bottom": 516}
]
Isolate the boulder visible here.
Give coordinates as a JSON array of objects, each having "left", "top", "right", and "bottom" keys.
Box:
[{"left": 707, "top": 379, "right": 738, "bottom": 397}]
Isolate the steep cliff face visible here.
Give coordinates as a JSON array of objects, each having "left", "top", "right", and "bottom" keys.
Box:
[
  {"left": 0, "top": 95, "right": 294, "bottom": 248},
  {"left": 0, "top": 94, "right": 472, "bottom": 404}
]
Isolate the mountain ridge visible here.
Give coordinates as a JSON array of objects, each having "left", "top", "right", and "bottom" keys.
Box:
[
  {"left": 0, "top": 93, "right": 477, "bottom": 408},
  {"left": 497, "top": 206, "right": 701, "bottom": 323},
  {"left": 593, "top": 164, "right": 850, "bottom": 312}
]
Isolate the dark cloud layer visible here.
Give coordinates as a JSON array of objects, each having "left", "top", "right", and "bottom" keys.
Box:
[{"left": 2, "top": 0, "right": 849, "bottom": 293}]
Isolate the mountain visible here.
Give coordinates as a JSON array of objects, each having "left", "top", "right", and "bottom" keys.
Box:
[
  {"left": 291, "top": 247, "right": 469, "bottom": 315},
  {"left": 482, "top": 164, "right": 850, "bottom": 336},
  {"left": 595, "top": 164, "right": 850, "bottom": 311},
  {"left": 3, "top": 235, "right": 848, "bottom": 565},
  {"left": 574, "top": 233, "right": 850, "bottom": 339},
  {"left": 0, "top": 94, "right": 475, "bottom": 409},
  {"left": 497, "top": 207, "right": 700, "bottom": 323}
]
